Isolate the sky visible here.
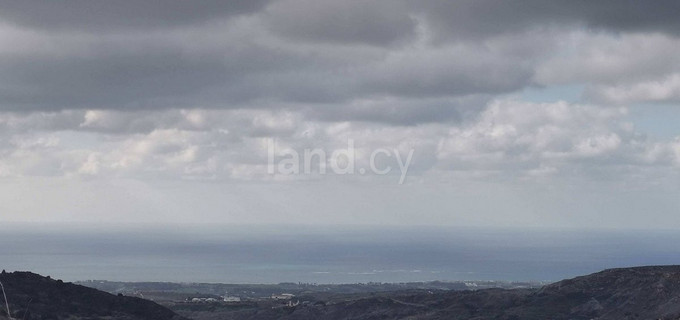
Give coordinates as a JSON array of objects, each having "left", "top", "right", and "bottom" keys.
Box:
[{"left": 0, "top": 0, "right": 679, "bottom": 229}]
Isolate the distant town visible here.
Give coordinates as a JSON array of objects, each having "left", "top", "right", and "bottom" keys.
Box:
[{"left": 77, "top": 279, "right": 542, "bottom": 305}]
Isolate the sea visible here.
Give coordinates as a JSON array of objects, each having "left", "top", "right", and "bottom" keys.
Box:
[{"left": 1, "top": 224, "right": 680, "bottom": 284}]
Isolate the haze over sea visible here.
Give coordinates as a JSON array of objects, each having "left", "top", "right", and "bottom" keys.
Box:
[{"left": 2, "top": 224, "right": 679, "bottom": 284}]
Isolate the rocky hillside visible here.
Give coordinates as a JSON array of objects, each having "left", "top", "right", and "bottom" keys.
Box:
[
  {"left": 0, "top": 271, "right": 186, "bottom": 320},
  {"left": 198, "top": 266, "right": 680, "bottom": 320},
  {"left": 527, "top": 265, "right": 680, "bottom": 319}
]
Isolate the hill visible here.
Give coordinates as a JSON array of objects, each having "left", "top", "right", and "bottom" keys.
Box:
[
  {"left": 4, "top": 266, "right": 680, "bottom": 319},
  {"left": 195, "top": 266, "right": 680, "bottom": 320},
  {"left": 0, "top": 270, "right": 186, "bottom": 320}
]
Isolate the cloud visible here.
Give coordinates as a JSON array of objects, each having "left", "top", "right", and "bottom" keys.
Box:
[
  {"left": 532, "top": 31, "right": 680, "bottom": 105},
  {"left": 0, "top": 17, "right": 542, "bottom": 122},
  {"left": 586, "top": 74, "right": 680, "bottom": 105},
  {"left": 0, "top": 110, "right": 83, "bottom": 134},
  {"left": 305, "top": 96, "right": 487, "bottom": 125},
  {"left": 0, "top": 0, "right": 677, "bottom": 123},
  {"left": 0, "top": 29, "right": 232, "bottom": 111},
  {"left": 264, "top": 0, "right": 416, "bottom": 46},
  {"left": 413, "top": 0, "right": 680, "bottom": 41},
  {"left": 0, "top": 100, "right": 677, "bottom": 183},
  {"left": 0, "top": 0, "right": 271, "bottom": 31},
  {"left": 535, "top": 32, "right": 680, "bottom": 85},
  {"left": 0, "top": 0, "right": 679, "bottom": 228},
  {"left": 435, "top": 100, "right": 679, "bottom": 178}
]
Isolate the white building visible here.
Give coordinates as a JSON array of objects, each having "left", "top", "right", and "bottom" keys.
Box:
[
  {"left": 223, "top": 296, "right": 241, "bottom": 302},
  {"left": 271, "top": 293, "right": 295, "bottom": 300}
]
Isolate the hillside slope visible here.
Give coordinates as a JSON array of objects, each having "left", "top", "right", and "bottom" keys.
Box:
[
  {"left": 523, "top": 266, "right": 680, "bottom": 319},
  {"left": 0, "top": 271, "right": 186, "bottom": 320},
  {"left": 210, "top": 266, "right": 680, "bottom": 320}
]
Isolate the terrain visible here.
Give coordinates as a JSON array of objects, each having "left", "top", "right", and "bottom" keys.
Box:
[
  {"left": 78, "top": 279, "right": 539, "bottom": 301},
  {"left": 4, "top": 266, "right": 680, "bottom": 319},
  {"left": 211, "top": 266, "right": 680, "bottom": 320},
  {"left": 0, "top": 270, "right": 185, "bottom": 320}
]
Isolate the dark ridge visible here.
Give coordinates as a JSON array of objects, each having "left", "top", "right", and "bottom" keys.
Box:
[
  {"left": 4, "top": 266, "right": 680, "bottom": 319},
  {"left": 0, "top": 270, "right": 186, "bottom": 320},
  {"left": 201, "top": 265, "right": 680, "bottom": 320}
]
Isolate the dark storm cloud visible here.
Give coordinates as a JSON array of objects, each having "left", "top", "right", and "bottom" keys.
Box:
[
  {"left": 0, "top": 0, "right": 678, "bottom": 124},
  {"left": 0, "top": 0, "right": 271, "bottom": 31},
  {"left": 305, "top": 96, "right": 488, "bottom": 125},
  {"left": 415, "top": 0, "right": 680, "bottom": 40},
  {"left": 359, "top": 53, "right": 535, "bottom": 98},
  {"left": 0, "top": 19, "right": 531, "bottom": 119},
  {"left": 0, "top": 51, "right": 230, "bottom": 111},
  {"left": 264, "top": 0, "right": 416, "bottom": 46},
  {"left": 265, "top": 0, "right": 680, "bottom": 45}
]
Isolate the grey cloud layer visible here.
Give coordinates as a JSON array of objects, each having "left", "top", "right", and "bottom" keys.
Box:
[
  {"left": 414, "top": 0, "right": 680, "bottom": 40},
  {"left": 2, "top": 1, "right": 680, "bottom": 228},
  {"left": 0, "top": 0, "right": 679, "bottom": 180},
  {"left": 5, "top": 1, "right": 677, "bottom": 38},
  {"left": 1, "top": 0, "right": 679, "bottom": 122},
  {"left": 0, "top": 0, "right": 271, "bottom": 31},
  {"left": 0, "top": 18, "right": 537, "bottom": 115}
]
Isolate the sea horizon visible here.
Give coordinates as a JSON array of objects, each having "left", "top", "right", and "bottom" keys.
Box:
[{"left": 3, "top": 224, "right": 679, "bottom": 284}]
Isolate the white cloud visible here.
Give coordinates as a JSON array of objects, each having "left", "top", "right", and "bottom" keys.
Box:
[
  {"left": 435, "top": 100, "right": 678, "bottom": 178},
  {"left": 535, "top": 32, "right": 680, "bottom": 86},
  {"left": 535, "top": 31, "right": 680, "bottom": 105},
  {"left": 0, "top": 100, "right": 676, "bottom": 185},
  {"left": 587, "top": 74, "right": 680, "bottom": 104}
]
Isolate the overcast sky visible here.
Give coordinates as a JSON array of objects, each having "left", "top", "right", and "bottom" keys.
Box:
[{"left": 1, "top": 0, "right": 679, "bottom": 229}]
